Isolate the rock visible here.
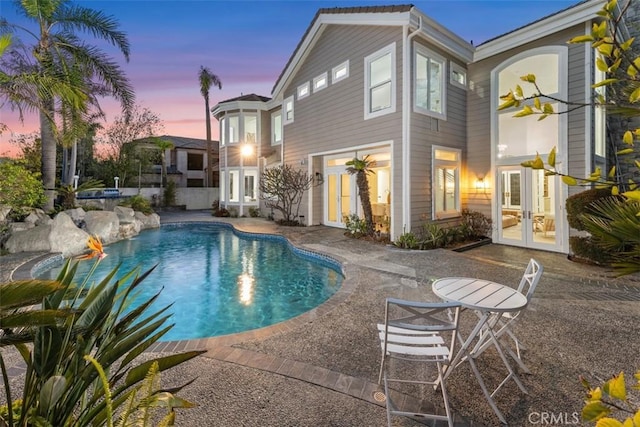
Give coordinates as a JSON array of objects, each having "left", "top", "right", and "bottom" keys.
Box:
[
  {"left": 65, "top": 207, "right": 86, "bottom": 227},
  {"left": 84, "top": 211, "right": 120, "bottom": 243},
  {"left": 0, "top": 205, "right": 11, "bottom": 221},
  {"left": 49, "top": 212, "right": 90, "bottom": 257},
  {"left": 8, "top": 222, "right": 35, "bottom": 233},
  {"left": 5, "top": 224, "right": 52, "bottom": 253},
  {"left": 118, "top": 222, "right": 139, "bottom": 240},
  {"left": 114, "top": 206, "right": 135, "bottom": 224},
  {"left": 24, "top": 209, "right": 52, "bottom": 226},
  {"left": 135, "top": 212, "right": 161, "bottom": 229}
]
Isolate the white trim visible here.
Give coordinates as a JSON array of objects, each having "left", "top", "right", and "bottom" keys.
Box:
[
  {"left": 450, "top": 62, "right": 467, "bottom": 90},
  {"left": 413, "top": 43, "right": 447, "bottom": 120},
  {"left": 297, "top": 82, "right": 310, "bottom": 100},
  {"left": 313, "top": 72, "right": 328, "bottom": 92},
  {"left": 409, "top": 10, "right": 474, "bottom": 64},
  {"left": 584, "top": 21, "right": 593, "bottom": 177},
  {"left": 332, "top": 60, "right": 349, "bottom": 83},
  {"left": 364, "top": 42, "right": 397, "bottom": 120},
  {"left": 431, "top": 145, "right": 462, "bottom": 220},
  {"left": 271, "top": 110, "right": 282, "bottom": 146},
  {"left": 212, "top": 100, "right": 268, "bottom": 116},
  {"left": 475, "top": 0, "right": 603, "bottom": 61}
]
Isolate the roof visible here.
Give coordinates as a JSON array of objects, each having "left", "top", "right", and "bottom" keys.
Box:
[
  {"left": 135, "top": 135, "right": 218, "bottom": 151},
  {"left": 218, "top": 93, "right": 271, "bottom": 104},
  {"left": 271, "top": 4, "right": 414, "bottom": 94}
]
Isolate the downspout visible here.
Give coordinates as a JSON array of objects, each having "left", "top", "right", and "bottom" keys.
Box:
[{"left": 401, "top": 15, "right": 423, "bottom": 234}]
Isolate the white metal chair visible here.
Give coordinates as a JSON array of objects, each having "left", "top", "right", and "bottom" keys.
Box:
[
  {"left": 377, "top": 298, "right": 461, "bottom": 427},
  {"left": 474, "top": 258, "right": 544, "bottom": 373}
]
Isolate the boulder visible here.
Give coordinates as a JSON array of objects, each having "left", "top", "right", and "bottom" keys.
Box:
[
  {"left": 135, "top": 212, "right": 161, "bottom": 229},
  {"left": 65, "top": 207, "right": 86, "bottom": 227},
  {"left": 5, "top": 224, "right": 52, "bottom": 253},
  {"left": 114, "top": 206, "right": 136, "bottom": 224},
  {"left": 49, "top": 212, "right": 90, "bottom": 257},
  {"left": 8, "top": 222, "right": 35, "bottom": 233},
  {"left": 84, "top": 211, "right": 120, "bottom": 243},
  {"left": 118, "top": 222, "right": 140, "bottom": 240}
]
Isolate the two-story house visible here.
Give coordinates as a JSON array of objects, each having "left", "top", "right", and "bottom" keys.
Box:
[{"left": 213, "top": 0, "right": 617, "bottom": 254}]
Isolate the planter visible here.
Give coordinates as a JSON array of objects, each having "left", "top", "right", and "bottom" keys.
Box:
[{"left": 451, "top": 237, "right": 492, "bottom": 252}]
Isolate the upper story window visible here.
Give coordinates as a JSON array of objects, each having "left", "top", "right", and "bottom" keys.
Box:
[
  {"left": 220, "top": 117, "right": 227, "bottom": 146},
  {"left": 332, "top": 61, "right": 349, "bottom": 83},
  {"left": 271, "top": 111, "right": 282, "bottom": 145},
  {"left": 494, "top": 46, "right": 567, "bottom": 161},
  {"left": 228, "top": 116, "right": 239, "bottom": 143},
  {"left": 283, "top": 96, "right": 294, "bottom": 125},
  {"left": 313, "top": 72, "right": 328, "bottom": 92},
  {"left": 450, "top": 62, "right": 467, "bottom": 89},
  {"left": 297, "top": 82, "right": 310, "bottom": 100},
  {"left": 414, "top": 44, "right": 446, "bottom": 119},
  {"left": 365, "top": 43, "right": 396, "bottom": 120},
  {"left": 432, "top": 146, "right": 461, "bottom": 219},
  {"left": 243, "top": 115, "right": 257, "bottom": 143}
]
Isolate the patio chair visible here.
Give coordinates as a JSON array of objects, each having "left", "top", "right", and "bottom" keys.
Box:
[
  {"left": 377, "top": 298, "right": 461, "bottom": 427},
  {"left": 474, "top": 258, "right": 544, "bottom": 373}
]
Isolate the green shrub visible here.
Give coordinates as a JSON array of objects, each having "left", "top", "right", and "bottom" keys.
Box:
[
  {"left": 395, "top": 230, "right": 417, "bottom": 249},
  {"left": 461, "top": 209, "right": 492, "bottom": 238},
  {"left": 565, "top": 188, "right": 612, "bottom": 230},
  {"left": 119, "top": 194, "right": 154, "bottom": 214},
  {"left": 248, "top": 206, "right": 261, "bottom": 218},
  {"left": 0, "top": 162, "right": 46, "bottom": 218},
  {"left": 163, "top": 180, "right": 177, "bottom": 206},
  {"left": 569, "top": 236, "right": 613, "bottom": 265},
  {"left": 345, "top": 213, "right": 367, "bottom": 237}
]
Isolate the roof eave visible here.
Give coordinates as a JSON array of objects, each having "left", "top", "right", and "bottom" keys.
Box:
[
  {"left": 212, "top": 100, "right": 269, "bottom": 118},
  {"left": 474, "top": 0, "right": 603, "bottom": 62}
]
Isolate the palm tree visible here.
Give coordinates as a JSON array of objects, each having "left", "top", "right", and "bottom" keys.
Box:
[
  {"left": 198, "top": 66, "right": 222, "bottom": 187},
  {"left": 346, "top": 155, "right": 376, "bottom": 236},
  {"left": 152, "top": 137, "right": 174, "bottom": 191},
  {"left": 1, "top": 0, "right": 134, "bottom": 210}
]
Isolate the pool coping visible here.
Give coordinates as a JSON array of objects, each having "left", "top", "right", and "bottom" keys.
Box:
[{"left": 13, "top": 220, "right": 355, "bottom": 354}]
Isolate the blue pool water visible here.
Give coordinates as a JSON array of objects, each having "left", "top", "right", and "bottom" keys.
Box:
[{"left": 37, "top": 223, "right": 343, "bottom": 341}]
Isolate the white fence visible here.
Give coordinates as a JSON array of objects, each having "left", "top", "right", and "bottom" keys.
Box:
[{"left": 80, "top": 187, "right": 219, "bottom": 211}]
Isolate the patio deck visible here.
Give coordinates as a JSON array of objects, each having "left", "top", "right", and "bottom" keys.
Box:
[{"left": 3, "top": 210, "right": 640, "bottom": 426}]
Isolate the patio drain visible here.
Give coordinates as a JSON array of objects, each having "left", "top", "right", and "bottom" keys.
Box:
[{"left": 373, "top": 390, "right": 387, "bottom": 403}]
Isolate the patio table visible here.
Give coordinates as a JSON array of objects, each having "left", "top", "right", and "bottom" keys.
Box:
[{"left": 432, "top": 277, "right": 529, "bottom": 424}]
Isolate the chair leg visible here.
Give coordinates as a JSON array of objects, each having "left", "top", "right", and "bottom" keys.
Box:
[
  {"left": 378, "top": 355, "right": 386, "bottom": 385},
  {"left": 437, "top": 362, "right": 455, "bottom": 427}
]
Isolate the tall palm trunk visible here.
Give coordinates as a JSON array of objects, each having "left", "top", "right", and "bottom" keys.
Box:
[
  {"left": 205, "top": 96, "right": 212, "bottom": 187},
  {"left": 40, "top": 103, "right": 56, "bottom": 211},
  {"left": 356, "top": 171, "right": 374, "bottom": 234}
]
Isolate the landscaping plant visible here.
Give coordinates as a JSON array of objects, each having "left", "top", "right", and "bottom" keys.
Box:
[
  {"left": 0, "top": 236, "right": 203, "bottom": 426},
  {"left": 346, "top": 156, "right": 376, "bottom": 236},
  {"left": 259, "top": 164, "right": 315, "bottom": 225}
]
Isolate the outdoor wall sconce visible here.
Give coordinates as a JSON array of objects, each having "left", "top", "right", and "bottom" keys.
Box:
[
  {"left": 300, "top": 158, "right": 308, "bottom": 165},
  {"left": 475, "top": 177, "right": 487, "bottom": 193},
  {"left": 315, "top": 172, "right": 324, "bottom": 185}
]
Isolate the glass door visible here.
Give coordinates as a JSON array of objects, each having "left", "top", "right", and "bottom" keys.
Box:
[
  {"left": 324, "top": 166, "right": 355, "bottom": 228},
  {"left": 497, "top": 167, "right": 562, "bottom": 251}
]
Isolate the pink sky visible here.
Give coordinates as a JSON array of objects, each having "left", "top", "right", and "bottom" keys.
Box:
[{"left": 0, "top": 0, "right": 577, "bottom": 158}]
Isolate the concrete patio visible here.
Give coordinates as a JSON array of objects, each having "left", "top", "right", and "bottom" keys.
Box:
[{"left": 3, "top": 210, "right": 640, "bottom": 426}]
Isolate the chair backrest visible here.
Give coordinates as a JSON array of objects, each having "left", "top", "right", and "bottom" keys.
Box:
[
  {"left": 380, "top": 298, "right": 461, "bottom": 363},
  {"left": 517, "top": 258, "right": 544, "bottom": 301}
]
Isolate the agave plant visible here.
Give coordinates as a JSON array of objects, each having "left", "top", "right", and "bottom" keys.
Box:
[{"left": 0, "top": 237, "right": 204, "bottom": 426}]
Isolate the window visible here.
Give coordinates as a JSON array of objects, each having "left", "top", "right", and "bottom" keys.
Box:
[
  {"left": 297, "top": 82, "right": 310, "bottom": 100},
  {"left": 229, "top": 170, "right": 239, "bottom": 202},
  {"left": 365, "top": 43, "right": 396, "bottom": 119},
  {"left": 332, "top": 61, "right": 349, "bottom": 83},
  {"left": 220, "top": 118, "right": 226, "bottom": 146},
  {"left": 187, "top": 152, "right": 203, "bottom": 170},
  {"left": 244, "top": 170, "right": 258, "bottom": 202},
  {"left": 228, "top": 116, "right": 239, "bottom": 143},
  {"left": 432, "top": 147, "right": 460, "bottom": 219},
  {"left": 220, "top": 172, "right": 226, "bottom": 202},
  {"left": 283, "top": 96, "right": 294, "bottom": 125},
  {"left": 243, "top": 115, "right": 257, "bottom": 144},
  {"left": 313, "top": 72, "right": 328, "bottom": 92},
  {"left": 415, "top": 45, "right": 446, "bottom": 119},
  {"left": 450, "top": 62, "right": 467, "bottom": 89},
  {"left": 594, "top": 52, "right": 606, "bottom": 158},
  {"left": 271, "top": 111, "right": 282, "bottom": 145}
]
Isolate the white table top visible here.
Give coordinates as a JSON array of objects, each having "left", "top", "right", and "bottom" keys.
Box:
[{"left": 432, "top": 277, "right": 527, "bottom": 313}]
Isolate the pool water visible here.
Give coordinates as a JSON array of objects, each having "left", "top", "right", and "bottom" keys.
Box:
[{"left": 37, "top": 223, "right": 343, "bottom": 341}]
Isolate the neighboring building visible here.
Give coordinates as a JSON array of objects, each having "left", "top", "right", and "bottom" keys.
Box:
[
  {"left": 212, "top": 1, "right": 618, "bottom": 254},
  {"left": 134, "top": 135, "right": 219, "bottom": 188}
]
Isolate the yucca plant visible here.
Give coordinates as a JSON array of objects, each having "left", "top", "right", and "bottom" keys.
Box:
[{"left": 0, "top": 237, "right": 204, "bottom": 426}]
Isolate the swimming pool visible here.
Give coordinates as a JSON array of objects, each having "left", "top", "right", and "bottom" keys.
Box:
[{"left": 36, "top": 223, "right": 343, "bottom": 341}]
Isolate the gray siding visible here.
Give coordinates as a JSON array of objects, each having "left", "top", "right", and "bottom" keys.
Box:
[{"left": 282, "top": 24, "right": 404, "bottom": 225}]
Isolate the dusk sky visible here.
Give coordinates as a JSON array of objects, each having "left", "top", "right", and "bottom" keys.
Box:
[{"left": 0, "top": 0, "right": 578, "bottom": 156}]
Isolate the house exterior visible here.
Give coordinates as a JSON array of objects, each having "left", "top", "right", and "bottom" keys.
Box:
[
  {"left": 134, "top": 135, "right": 219, "bottom": 188},
  {"left": 213, "top": 1, "right": 619, "bottom": 254}
]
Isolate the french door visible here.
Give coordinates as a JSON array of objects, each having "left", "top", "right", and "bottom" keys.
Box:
[
  {"left": 496, "top": 166, "right": 563, "bottom": 252},
  {"left": 324, "top": 166, "right": 356, "bottom": 228}
]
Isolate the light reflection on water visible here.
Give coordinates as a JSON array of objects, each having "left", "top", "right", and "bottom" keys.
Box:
[{"left": 38, "top": 223, "right": 343, "bottom": 341}]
